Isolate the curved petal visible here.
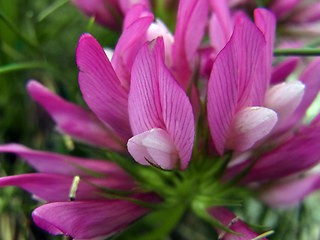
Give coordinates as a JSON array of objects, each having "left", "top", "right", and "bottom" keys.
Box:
[
  {"left": 111, "top": 12, "right": 154, "bottom": 89},
  {"left": 271, "top": 57, "right": 299, "bottom": 84},
  {"left": 0, "top": 144, "right": 127, "bottom": 177},
  {"left": 207, "top": 16, "right": 266, "bottom": 155},
  {"left": 127, "top": 128, "right": 179, "bottom": 169},
  {"left": 70, "top": 0, "right": 122, "bottom": 29},
  {"left": 226, "top": 107, "right": 278, "bottom": 152},
  {"left": 209, "top": 207, "right": 268, "bottom": 240},
  {"left": 172, "top": 0, "right": 209, "bottom": 89},
  {"left": 264, "top": 80, "right": 305, "bottom": 126},
  {"left": 129, "top": 38, "right": 194, "bottom": 170},
  {"left": 77, "top": 33, "right": 131, "bottom": 141},
  {"left": 0, "top": 173, "right": 135, "bottom": 202},
  {"left": 27, "top": 80, "right": 124, "bottom": 151},
  {"left": 260, "top": 174, "right": 320, "bottom": 208},
  {"left": 119, "top": 0, "right": 151, "bottom": 17},
  {"left": 122, "top": 4, "right": 152, "bottom": 30},
  {"left": 253, "top": 9, "right": 276, "bottom": 104},
  {"left": 290, "top": 58, "right": 320, "bottom": 125},
  {"left": 243, "top": 124, "right": 320, "bottom": 182},
  {"left": 209, "top": 0, "right": 233, "bottom": 51},
  {"left": 32, "top": 194, "right": 158, "bottom": 239}
]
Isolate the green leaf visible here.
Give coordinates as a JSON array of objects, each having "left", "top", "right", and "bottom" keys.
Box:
[
  {"left": 36, "top": 0, "right": 69, "bottom": 22},
  {"left": 0, "top": 62, "right": 52, "bottom": 74}
]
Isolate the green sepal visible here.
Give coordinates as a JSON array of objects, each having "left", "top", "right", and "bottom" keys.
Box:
[{"left": 111, "top": 204, "right": 186, "bottom": 240}]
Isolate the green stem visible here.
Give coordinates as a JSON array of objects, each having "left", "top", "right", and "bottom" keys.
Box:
[
  {"left": 274, "top": 48, "right": 320, "bottom": 56},
  {"left": 0, "top": 62, "right": 53, "bottom": 74}
]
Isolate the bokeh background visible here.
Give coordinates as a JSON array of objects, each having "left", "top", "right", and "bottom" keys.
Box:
[{"left": 0, "top": 1, "right": 320, "bottom": 239}]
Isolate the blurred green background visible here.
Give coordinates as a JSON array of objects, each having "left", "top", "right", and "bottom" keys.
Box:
[{"left": 0, "top": 1, "right": 320, "bottom": 240}]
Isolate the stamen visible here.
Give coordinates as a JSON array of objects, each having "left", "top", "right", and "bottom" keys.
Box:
[{"left": 69, "top": 176, "right": 80, "bottom": 201}]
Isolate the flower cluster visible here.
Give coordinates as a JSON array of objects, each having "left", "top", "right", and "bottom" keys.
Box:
[{"left": 1, "top": 0, "right": 320, "bottom": 239}]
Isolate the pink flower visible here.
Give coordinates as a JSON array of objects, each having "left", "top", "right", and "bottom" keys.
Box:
[
  {"left": 0, "top": 144, "right": 160, "bottom": 239},
  {"left": 127, "top": 38, "right": 195, "bottom": 170},
  {"left": 209, "top": 207, "right": 268, "bottom": 240},
  {"left": 70, "top": 0, "right": 150, "bottom": 30},
  {"left": 207, "top": 9, "right": 277, "bottom": 154}
]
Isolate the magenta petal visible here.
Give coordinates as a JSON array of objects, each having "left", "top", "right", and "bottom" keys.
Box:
[
  {"left": 290, "top": 58, "right": 320, "bottom": 125},
  {"left": 260, "top": 174, "right": 320, "bottom": 208},
  {"left": 271, "top": 57, "right": 299, "bottom": 84},
  {"left": 243, "top": 124, "right": 320, "bottom": 182},
  {"left": 0, "top": 173, "right": 134, "bottom": 202},
  {"left": 32, "top": 194, "right": 157, "bottom": 239},
  {"left": 207, "top": 16, "right": 266, "bottom": 155},
  {"left": 70, "top": 0, "right": 122, "bottom": 29},
  {"left": 254, "top": 8, "right": 275, "bottom": 63},
  {"left": 111, "top": 12, "right": 154, "bottom": 89},
  {"left": 27, "top": 80, "right": 124, "bottom": 151},
  {"left": 227, "top": 107, "right": 278, "bottom": 152},
  {"left": 129, "top": 38, "right": 194, "bottom": 170},
  {"left": 76, "top": 33, "right": 131, "bottom": 141},
  {"left": 209, "top": 0, "right": 233, "bottom": 51},
  {"left": 172, "top": 0, "right": 208, "bottom": 89},
  {"left": 0, "top": 144, "right": 127, "bottom": 177},
  {"left": 119, "top": 0, "right": 151, "bottom": 16},
  {"left": 209, "top": 207, "right": 267, "bottom": 240},
  {"left": 122, "top": 4, "right": 152, "bottom": 30},
  {"left": 127, "top": 128, "right": 179, "bottom": 170},
  {"left": 254, "top": 8, "right": 276, "bottom": 100}
]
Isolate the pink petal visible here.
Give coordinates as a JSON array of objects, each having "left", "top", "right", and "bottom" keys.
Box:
[
  {"left": 243, "top": 124, "right": 320, "bottom": 182},
  {"left": 271, "top": 57, "right": 299, "bottom": 84},
  {"left": 253, "top": 9, "right": 276, "bottom": 103},
  {"left": 111, "top": 11, "right": 154, "bottom": 89},
  {"left": 226, "top": 107, "right": 278, "bottom": 152},
  {"left": 76, "top": 33, "right": 131, "bottom": 141},
  {"left": 119, "top": 0, "right": 151, "bottom": 15},
  {"left": 209, "top": 0, "right": 233, "bottom": 51},
  {"left": 207, "top": 16, "right": 266, "bottom": 155},
  {"left": 122, "top": 3, "right": 152, "bottom": 30},
  {"left": 172, "top": 0, "right": 209, "bottom": 89},
  {"left": 0, "top": 173, "right": 134, "bottom": 202},
  {"left": 264, "top": 81, "right": 305, "bottom": 126},
  {"left": 0, "top": 144, "right": 127, "bottom": 177},
  {"left": 260, "top": 174, "right": 320, "bottom": 208},
  {"left": 32, "top": 194, "right": 158, "bottom": 239},
  {"left": 147, "top": 19, "right": 174, "bottom": 67},
  {"left": 127, "top": 128, "right": 179, "bottom": 169},
  {"left": 290, "top": 58, "right": 320, "bottom": 124},
  {"left": 129, "top": 38, "right": 195, "bottom": 170},
  {"left": 70, "top": 0, "right": 122, "bottom": 29},
  {"left": 27, "top": 80, "right": 124, "bottom": 151},
  {"left": 209, "top": 207, "right": 268, "bottom": 240},
  {"left": 269, "top": 0, "right": 300, "bottom": 19},
  {"left": 209, "top": 13, "right": 231, "bottom": 53}
]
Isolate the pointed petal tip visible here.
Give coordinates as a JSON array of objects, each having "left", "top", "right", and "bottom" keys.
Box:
[{"left": 32, "top": 210, "right": 64, "bottom": 236}]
